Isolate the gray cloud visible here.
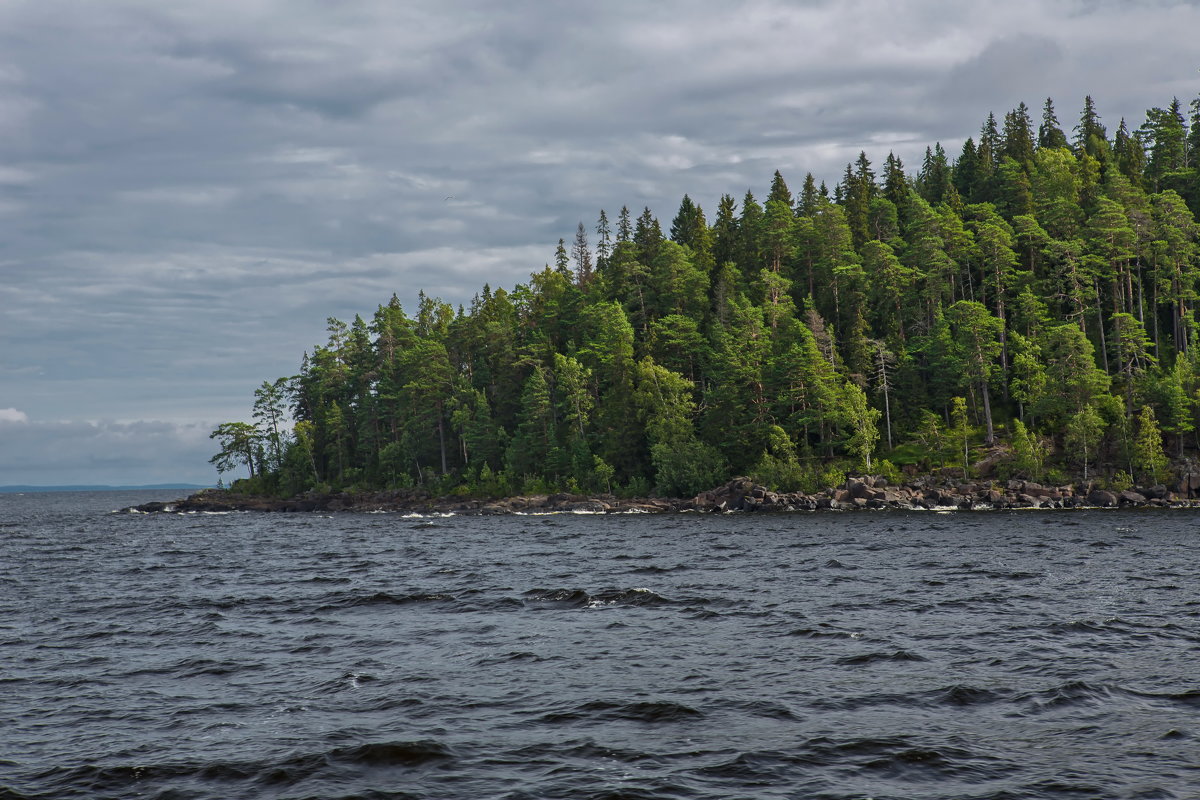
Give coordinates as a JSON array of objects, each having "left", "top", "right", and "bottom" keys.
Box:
[
  {"left": 2, "top": 0, "right": 1198, "bottom": 483},
  {"left": 0, "top": 417, "right": 217, "bottom": 486}
]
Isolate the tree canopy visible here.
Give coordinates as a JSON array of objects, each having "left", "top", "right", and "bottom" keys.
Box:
[{"left": 212, "top": 94, "right": 1200, "bottom": 497}]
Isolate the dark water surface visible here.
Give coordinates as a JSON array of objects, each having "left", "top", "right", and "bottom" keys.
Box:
[{"left": 3, "top": 491, "right": 1200, "bottom": 799}]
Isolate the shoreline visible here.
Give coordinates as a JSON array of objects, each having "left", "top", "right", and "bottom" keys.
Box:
[{"left": 129, "top": 476, "right": 1200, "bottom": 515}]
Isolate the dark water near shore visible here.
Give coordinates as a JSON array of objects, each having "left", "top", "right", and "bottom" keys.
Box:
[{"left": 3, "top": 491, "right": 1200, "bottom": 799}]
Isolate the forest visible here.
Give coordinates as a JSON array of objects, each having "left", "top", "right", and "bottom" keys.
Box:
[{"left": 210, "top": 95, "right": 1200, "bottom": 499}]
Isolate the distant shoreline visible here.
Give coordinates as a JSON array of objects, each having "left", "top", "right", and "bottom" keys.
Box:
[{"left": 0, "top": 484, "right": 212, "bottom": 494}]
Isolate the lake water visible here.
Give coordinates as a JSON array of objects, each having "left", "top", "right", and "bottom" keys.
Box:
[{"left": 2, "top": 491, "right": 1199, "bottom": 799}]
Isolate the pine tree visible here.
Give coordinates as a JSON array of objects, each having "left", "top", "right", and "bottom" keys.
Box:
[
  {"left": 1001, "top": 102, "right": 1036, "bottom": 171},
  {"left": 1064, "top": 402, "right": 1104, "bottom": 482},
  {"left": 595, "top": 210, "right": 612, "bottom": 271},
  {"left": 798, "top": 173, "right": 820, "bottom": 218},
  {"left": 954, "top": 138, "right": 981, "bottom": 203},
  {"left": 711, "top": 193, "right": 739, "bottom": 270},
  {"left": 917, "top": 144, "right": 951, "bottom": 204},
  {"left": 617, "top": 205, "right": 633, "bottom": 242},
  {"left": 1142, "top": 98, "right": 1188, "bottom": 189},
  {"left": 1010, "top": 419, "right": 1046, "bottom": 480},
  {"left": 670, "top": 195, "right": 701, "bottom": 247},
  {"left": 1038, "top": 98, "right": 1070, "bottom": 150},
  {"left": 950, "top": 396, "right": 971, "bottom": 475},
  {"left": 767, "top": 169, "right": 793, "bottom": 209},
  {"left": 947, "top": 301, "right": 1002, "bottom": 444},
  {"left": 1132, "top": 405, "right": 1170, "bottom": 485},
  {"left": 554, "top": 238, "right": 570, "bottom": 276},
  {"left": 1075, "top": 95, "right": 1109, "bottom": 162},
  {"left": 1114, "top": 119, "right": 1146, "bottom": 188},
  {"left": 883, "top": 152, "right": 911, "bottom": 226},
  {"left": 1158, "top": 355, "right": 1194, "bottom": 457},
  {"left": 572, "top": 222, "right": 594, "bottom": 286}
]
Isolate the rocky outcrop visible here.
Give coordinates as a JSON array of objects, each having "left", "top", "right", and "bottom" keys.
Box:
[
  {"left": 129, "top": 475, "right": 1199, "bottom": 515},
  {"left": 128, "top": 488, "right": 690, "bottom": 516},
  {"left": 690, "top": 475, "right": 1193, "bottom": 513}
]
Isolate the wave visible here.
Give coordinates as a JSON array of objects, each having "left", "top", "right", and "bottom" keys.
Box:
[
  {"left": 314, "top": 591, "right": 458, "bottom": 611},
  {"left": 521, "top": 587, "right": 678, "bottom": 610},
  {"left": 25, "top": 740, "right": 453, "bottom": 799},
  {"left": 536, "top": 699, "right": 703, "bottom": 725},
  {"left": 836, "top": 649, "right": 927, "bottom": 665}
]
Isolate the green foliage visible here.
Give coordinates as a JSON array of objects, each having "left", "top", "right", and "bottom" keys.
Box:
[
  {"left": 876, "top": 459, "right": 904, "bottom": 486},
  {"left": 1009, "top": 419, "right": 1047, "bottom": 481},
  {"left": 949, "top": 397, "right": 971, "bottom": 475},
  {"left": 209, "top": 422, "right": 261, "bottom": 479},
  {"left": 1064, "top": 403, "right": 1106, "bottom": 481},
  {"left": 1106, "top": 470, "right": 1134, "bottom": 492},
  {"left": 817, "top": 462, "right": 850, "bottom": 491},
  {"left": 215, "top": 93, "right": 1200, "bottom": 498},
  {"left": 839, "top": 381, "right": 882, "bottom": 471},
  {"left": 1132, "top": 405, "right": 1171, "bottom": 485}
]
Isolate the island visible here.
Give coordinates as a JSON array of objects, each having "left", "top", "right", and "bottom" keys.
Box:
[{"left": 190, "top": 95, "right": 1200, "bottom": 510}]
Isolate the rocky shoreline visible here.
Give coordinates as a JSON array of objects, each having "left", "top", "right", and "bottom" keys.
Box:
[{"left": 130, "top": 474, "right": 1200, "bottom": 515}]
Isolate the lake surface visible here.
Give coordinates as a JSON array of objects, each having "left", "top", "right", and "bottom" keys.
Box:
[{"left": 2, "top": 491, "right": 1199, "bottom": 799}]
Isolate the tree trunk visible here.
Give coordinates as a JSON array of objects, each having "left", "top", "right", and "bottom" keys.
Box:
[
  {"left": 980, "top": 378, "right": 995, "bottom": 445},
  {"left": 1095, "top": 279, "right": 1109, "bottom": 375},
  {"left": 436, "top": 406, "right": 448, "bottom": 475}
]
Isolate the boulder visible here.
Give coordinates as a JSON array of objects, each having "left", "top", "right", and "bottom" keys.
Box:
[
  {"left": 1175, "top": 473, "right": 1200, "bottom": 497},
  {"left": 1086, "top": 489, "right": 1118, "bottom": 507},
  {"left": 846, "top": 480, "right": 874, "bottom": 500}
]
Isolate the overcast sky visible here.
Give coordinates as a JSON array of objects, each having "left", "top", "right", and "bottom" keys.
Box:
[{"left": 2, "top": 0, "right": 1198, "bottom": 486}]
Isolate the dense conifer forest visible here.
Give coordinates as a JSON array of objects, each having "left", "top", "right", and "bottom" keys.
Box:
[{"left": 211, "top": 95, "right": 1200, "bottom": 499}]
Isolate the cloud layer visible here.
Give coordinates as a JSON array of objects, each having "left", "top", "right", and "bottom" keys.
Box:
[{"left": 2, "top": 0, "right": 1198, "bottom": 484}]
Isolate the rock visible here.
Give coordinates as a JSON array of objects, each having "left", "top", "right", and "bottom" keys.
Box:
[
  {"left": 1175, "top": 473, "right": 1200, "bottom": 497},
  {"left": 1117, "top": 490, "right": 1146, "bottom": 505},
  {"left": 846, "top": 480, "right": 873, "bottom": 500}
]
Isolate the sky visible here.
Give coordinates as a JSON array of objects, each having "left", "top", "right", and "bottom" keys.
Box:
[{"left": 2, "top": 0, "right": 1199, "bottom": 486}]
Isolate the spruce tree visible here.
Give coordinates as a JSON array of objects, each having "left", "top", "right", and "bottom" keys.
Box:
[{"left": 1038, "top": 98, "right": 1070, "bottom": 150}]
